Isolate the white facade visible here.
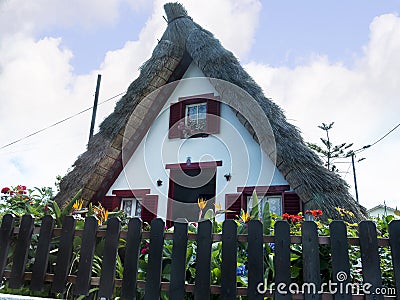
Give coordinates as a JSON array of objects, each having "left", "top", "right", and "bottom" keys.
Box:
[{"left": 107, "top": 63, "right": 289, "bottom": 220}]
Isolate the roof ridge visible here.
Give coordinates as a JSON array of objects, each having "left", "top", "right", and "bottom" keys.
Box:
[{"left": 164, "top": 2, "right": 191, "bottom": 23}]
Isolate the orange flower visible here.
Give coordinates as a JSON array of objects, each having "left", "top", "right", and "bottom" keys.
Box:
[
  {"left": 72, "top": 199, "right": 83, "bottom": 211},
  {"left": 197, "top": 197, "right": 206, "bottom": 210},
  {"left": 240, "top": 211, "right": 251, "bottom": 223}
]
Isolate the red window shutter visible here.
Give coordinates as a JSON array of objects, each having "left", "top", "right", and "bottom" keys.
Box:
[
  {"left": 101, "top": 196, "right": 121, "bottom": 211},
  {"left": 225, "top": 193, "right": 244, "bottom": 220},
  {"left": 141, "top": 195, "right": 158, "bottom": 223},
  {"left": 206, "top": 99, "right": 220, "bottom": 134},
  {"left": 169, "top": 102, "right": 183, "bottom": 139},
  {"left": 282, "top": 192, "right": 302, "bottom": 215}
]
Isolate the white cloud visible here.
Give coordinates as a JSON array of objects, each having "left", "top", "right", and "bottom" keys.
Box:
[
  {"left": 0, "top": 0, "right": 163, "bottom": 189},
  {"left": 0, "top": 0, "right": 125, "bottom": 36},
  {"left": 245, "top": 13, "right": 400, "bottom": 209}
]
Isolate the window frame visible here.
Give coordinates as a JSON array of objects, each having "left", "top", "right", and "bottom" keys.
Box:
[
  {"left": 246, "top": 194, "right": 283, "bottom": 217},
  {"left": 120, "top": 197, "right": 142, "bottom": 217},
  {"left": 224, "top": 185, "right": 302, "bottom": 219},
  {"left": 185, "top": 102, "right": 207, "bottom": 131},
  {"left": 168, "top": 93, "right": 220, "bottom": 139}
]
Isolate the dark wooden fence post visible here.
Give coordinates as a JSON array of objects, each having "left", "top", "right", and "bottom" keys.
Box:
[
  {"left": 329, "top": 220, "right": 351, "bottom": 300},
  {"left": 274, "top": 220, "right": 291, "bottom": 300},
  {"left": 169, "top": 220, "right": 188, "bottom": 299},
  {"left": 302, "top": 221, "right": 321, "bottom": 300},
  {"left": 221, "top": 219, "right": 237, "bottom": 299},
  {"left": 121, "top": 217, "right": 142, "bottom": 300},
  {"left": 98, "top": 217, "right": 121, "bottom": 299},
  {"left": 9, "top": 214, "right": 34, "bottom": 289},
  {"left": 30, "top": 215, "right": 55, "bottom": 291},
  {"left": 247, "top": 220, "right": 263, "bottom": 300},
  {"left": 0, "top": 214, "right": 14, "bottom": 279},
  {"left": 359, "top": 220, "right": 383, "bottom": 300},
  {"left": 194, "top": 220, "right": 212, "bottom": 300},
  {"left": 51, "top": 215, "right": 77, "bottom": 294},
  {"left": 74, "top": 216, "right": 98, "bottom": 297},
  {"left": 144, "top": 218, "right": 165, "bottom": 300}
]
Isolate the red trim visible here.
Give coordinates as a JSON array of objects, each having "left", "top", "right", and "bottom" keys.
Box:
[
  {"left": 166, "top": 160, "right": 222, "bottom": 170},
  {"left": 141, "top": 194, "right": 158, "bottom": 223},
  {"left": 112, "top": 189, "right": 150, "bottom": 198},
  {"left": 237, "top": 185, "right": 290, "bottom": 195},
  {"left": 101, "top": 196, "right": 121, "bottom": 211},
  {"left": 282, "top": 192, "right": 302, "bottom": 214},
  {"left": 168, "top": 102, "right": 183, "bottom": 139},
  {"left": 206, "top": 99, "right": 220, "bottom": 134},
  {"left": 225, "top": 193, "right": 245, "bottom": 219}
]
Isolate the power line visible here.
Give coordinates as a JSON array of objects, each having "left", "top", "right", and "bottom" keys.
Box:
[
  {"left": 355, "top": 121, "right": 400, "bottom": 154},
  {"left": 0, "top": 92, "right": 125, "bottom": 151}
]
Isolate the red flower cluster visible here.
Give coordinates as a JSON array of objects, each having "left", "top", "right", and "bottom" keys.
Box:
[
  {"left": 282, "top": 213, "right": 304, "bottom": 223},
  {"left": 305, "top": 209, "right": 323, "bottom": 217},
  {"left": 1, "top": 185, "right": 27, "bottom": 195},
  {"left": 16, "top": 185, "right": 27, "bottom": 194},
  {"left": 1, "top": 187, "right": 11, "bottom": 194}
]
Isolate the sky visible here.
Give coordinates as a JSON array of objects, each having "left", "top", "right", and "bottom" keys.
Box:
[{"left": 0, "top": 0, "right": 399, "bottom": 210}]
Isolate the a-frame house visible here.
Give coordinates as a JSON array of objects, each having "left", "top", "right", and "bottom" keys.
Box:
[{"left": 55, "top": 3, "right": 366, "bottom": 223}]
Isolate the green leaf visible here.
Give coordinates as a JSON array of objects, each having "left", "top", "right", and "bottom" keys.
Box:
[
  {"left": 52, "top": 201, "right": 62, "bottom": 227},
  {"left": 204, "top": 208, "right": 215, "bottom": 220},
  {"left": 262, "top": 201, "right": 271, "bottom": 235},
  {"left": 250, "top": 190, "right": 259, "bottom": 219}
]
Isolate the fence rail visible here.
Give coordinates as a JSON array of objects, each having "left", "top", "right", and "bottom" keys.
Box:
[{"left": 0, "top": 214, "right": 399, "bottom": 299}]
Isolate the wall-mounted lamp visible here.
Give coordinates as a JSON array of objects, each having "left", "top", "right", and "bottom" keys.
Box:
[
  {"left": 157, "top": 179, "right": 163, "bottom": 186},
  {"left": 224, "top": 173, "right": 232, "bottom": 181},
  {"left": 186, "top": 156, "right": 191, "bottom": 166}
]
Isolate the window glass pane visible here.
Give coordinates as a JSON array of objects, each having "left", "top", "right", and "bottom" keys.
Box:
[
  {"left": 266, "top": 196, "right": 282, "bottom": 216},
  {"left": 187, "top": 105, "right": 198, "bottom": 120},
  {"left": 122, "top": 199, "right": 133, "bottom": 217},
  {"left": 185, "top": 102, "right": 207, "bottom": 132},
  {"left": 198, "top": 103, "right": 207, "bottom": 119},
  {"left": 135, "top": 200, "right": 142, "bottom": 217},
  {"left": 247, "top": 195, "right": 282, "bottom": 217}
]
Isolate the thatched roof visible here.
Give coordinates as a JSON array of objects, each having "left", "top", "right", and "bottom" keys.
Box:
[{"left": 55, "top": 2, "right": 367, "bottom": 221}]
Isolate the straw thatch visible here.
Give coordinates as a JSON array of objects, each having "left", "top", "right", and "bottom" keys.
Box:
[{"left": 55, "top": 2, "right": 366, "bottom": 221}]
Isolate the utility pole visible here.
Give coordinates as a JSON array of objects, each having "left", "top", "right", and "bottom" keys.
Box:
[
  {"left": 89, "top": 74, "right": 102, "bottom": 143},
  {"left": 351, "top": 153, "right": 359, "bottom": 202}
]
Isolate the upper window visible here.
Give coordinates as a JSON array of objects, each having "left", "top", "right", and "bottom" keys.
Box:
[
  {"left": 169, "top": 93, "right": 220, "bottom": 139},
  {"left": 185, "top": 102, "right": 207, "bottom": 132}
]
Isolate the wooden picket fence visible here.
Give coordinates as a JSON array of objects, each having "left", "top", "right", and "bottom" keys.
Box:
[{"left": 0, "top": 213, "right": 399, "bottom": 299}]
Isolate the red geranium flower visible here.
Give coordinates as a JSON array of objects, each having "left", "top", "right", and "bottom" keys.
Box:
[
  {"left": 1, "top": 187, "right": 11, "bottom": 194},
  {"left": 16, "top": 185, "right": 27, "bottom": 194}
]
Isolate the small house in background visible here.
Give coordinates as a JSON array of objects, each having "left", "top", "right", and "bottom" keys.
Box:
[
  {"left": 55, "top": 3, "right": 366, "bottom": 224},
  {"left": 368, "top": 204, "right": 399, "bottom": 219}
]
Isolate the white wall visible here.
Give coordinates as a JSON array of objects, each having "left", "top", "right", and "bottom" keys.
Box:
[{"left": 107, "top": 63, "right": 288, "bottom": 220}]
